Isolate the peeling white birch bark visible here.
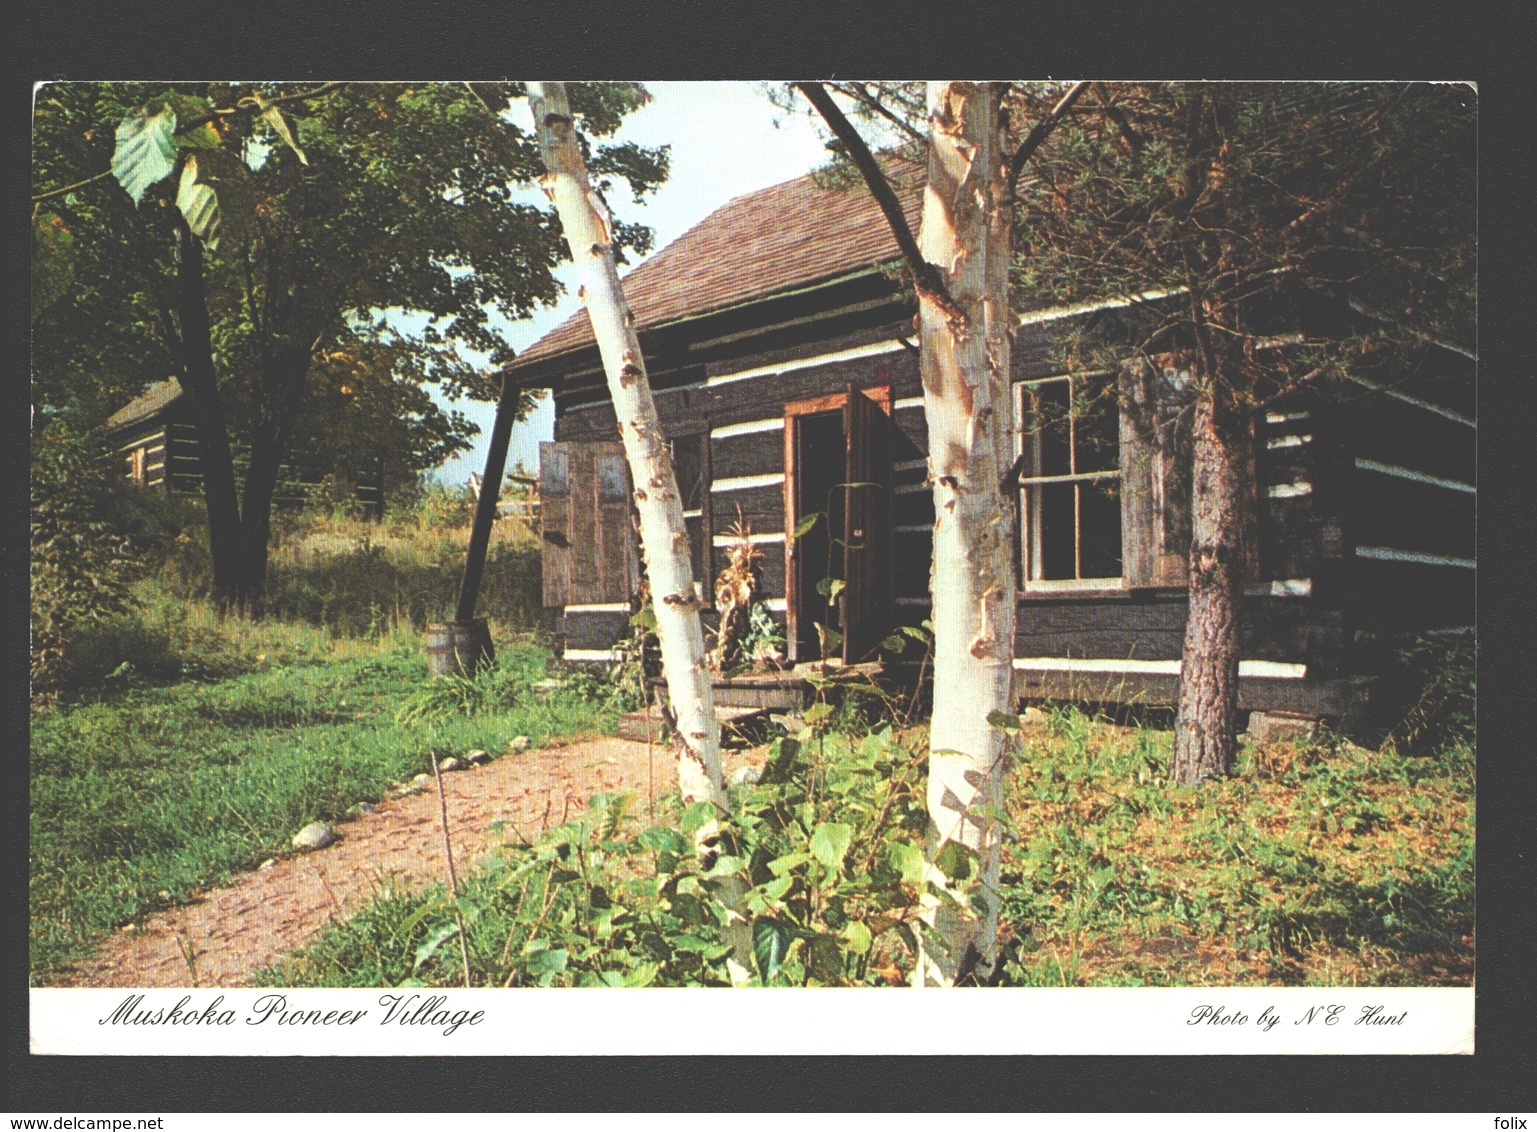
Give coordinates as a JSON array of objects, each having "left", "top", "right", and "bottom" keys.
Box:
[
  {"left": 528, "top": 84, "right": 749, "bottom": 976},
  {"left": 915, "top": 81, "right": 1017, "bottom": 986},
  {"left": 528, "top": 82, "right": 725, "bottom": 809}
]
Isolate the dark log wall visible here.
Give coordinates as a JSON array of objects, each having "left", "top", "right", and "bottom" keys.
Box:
[
  {"left": 550, "top": 297, "right": 1474, "bottom": 721},
  {"left": 108, "top": 407, "right": 385, "bottom": 514},
  {"left": 1337, "top": 352, "right": 1477, "bottom": 687}
]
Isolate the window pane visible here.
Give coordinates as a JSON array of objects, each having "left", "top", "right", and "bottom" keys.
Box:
[
  {"left": 1073, "top": 380, "right": 1120, "bottom": 475},
  {"left": 1037, "top": 482, "right": 1077, "bottom": 580},
  {"left": 1025, "top": 380, "right": 1072, "bottom": 477},
  {"left": 671, "top": 434, "right": 705, "bottom": 511},
  {"left": 1078, "top": 477, "right": 1123, "bottom": 579}
]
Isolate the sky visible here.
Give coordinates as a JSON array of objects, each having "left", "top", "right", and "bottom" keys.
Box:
[{"left": 434, "top": 81, "right": 835, "bottom": 488}]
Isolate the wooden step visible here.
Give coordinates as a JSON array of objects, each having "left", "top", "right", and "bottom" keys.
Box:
[{"left": 617, "top": 705, "right": 768, "bottom": 745}]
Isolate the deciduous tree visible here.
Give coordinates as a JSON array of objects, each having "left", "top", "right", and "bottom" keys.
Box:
[
  {"left": 797, "top": 80, "right": 1021, "bottom": 984},
  {"left": 32, "top": 81, "right": 666, "bottom": 609},
  {"left": 527, "top": 81, "right": 750, "bottom": 976}
]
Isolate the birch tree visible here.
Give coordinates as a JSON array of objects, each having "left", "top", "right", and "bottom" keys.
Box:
[
  {"left": 796, "top": 80, "right": 1019, "bottom": 984},
  {"left": 909, "top": 82, "right": 1016, "bottom": 985},
  {"left": 527, "top": 82, "right": 750, "bottom": 973}
]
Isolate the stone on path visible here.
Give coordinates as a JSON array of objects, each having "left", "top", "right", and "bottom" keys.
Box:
[{"left": 290, "top": 822, "right": 339, "bottom": 852}]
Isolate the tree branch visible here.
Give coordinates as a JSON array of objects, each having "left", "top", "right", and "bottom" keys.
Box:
[
  {"left": 192, "top": 82, "right": 344, "bottom": 130},
  {"left": 825, "top": 82, "right": 927, "bottom": 144},
  {"left": 1094, "top": 83, "right": 1144, "bottom": 157},
  {"left": 32, "top": 83, "right": 344, "bottom": 204},
  {"left": 1007, "top": 81, "right": 1089, "bottom": 199},
  {"left": 793, "top": 81, "right": 965, "bottom": 324},
  {"left": 31, "top": 170, "right": 113, "bottom": 204}
]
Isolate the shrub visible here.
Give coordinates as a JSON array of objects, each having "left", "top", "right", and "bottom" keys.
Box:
[
  {"left": 1388, "top": 633, "right": 1476, "bottom": 755},
  {"left": 31, "top": 424, "right": 138, "bottom": 695},
  {"left": 55, "top": 613, "right": 182, "bottom": 688}
]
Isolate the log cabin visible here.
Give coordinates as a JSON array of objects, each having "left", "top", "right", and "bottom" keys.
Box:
[
  {"left": 102, "top": 377, "right": 387, "bottom": 516},
  {"left": 502, "top": 162, "right": 1475, "bottom": 730}
]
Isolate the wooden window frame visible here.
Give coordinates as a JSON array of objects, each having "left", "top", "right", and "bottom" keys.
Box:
[{"left": 1015, "top": 374, "right": 1125, "bottom": 596}]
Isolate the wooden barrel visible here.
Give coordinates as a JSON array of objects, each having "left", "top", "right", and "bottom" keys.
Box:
[{"left": 425, "top": 618, "right": 495, "bottom": 678}]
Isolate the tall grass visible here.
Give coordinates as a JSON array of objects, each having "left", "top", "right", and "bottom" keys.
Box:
[{"left": 42, "top": 492, "right": 547, "bottom": 699}]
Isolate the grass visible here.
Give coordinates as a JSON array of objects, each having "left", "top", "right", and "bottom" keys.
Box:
[
  {"left": 29, "top": 628, "right": 620, "bottom": 983},
  {"left": 260, "top": 704, "right": 1475, "bottom": 989},
  {"left": 996, "top": 707, "right": 1475, "bottom": 987}
]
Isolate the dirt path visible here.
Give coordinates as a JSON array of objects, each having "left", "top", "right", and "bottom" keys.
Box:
[{"left": 55, "top": 736, "right": 749, "bottom": 988}]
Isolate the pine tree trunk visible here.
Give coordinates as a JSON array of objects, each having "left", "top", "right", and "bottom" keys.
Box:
[
  {"left": 1171, "top": 372, "right": 1249, "bottom": 785},
  {"left": 171, "top": 215, "right": 249, "bottom": 610},
  {"left": 528, "top": 82, "right": 749, "bottom": 974},
  {"left": 914, "top": 81, "right": 1017, "bottom": 986}
]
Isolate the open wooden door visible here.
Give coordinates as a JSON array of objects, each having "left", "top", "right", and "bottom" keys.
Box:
[
  {"left": 539, "top": 440, "right": 636, "bottom": 607},
  {"left": 783, "top": 386, "right": 892, "bottom": 663},
  {"left": 841, "top": 385, "right": 892, "bottom": 663}
]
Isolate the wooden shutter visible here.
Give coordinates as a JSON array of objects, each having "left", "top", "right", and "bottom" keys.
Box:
[
  {"left": 841, "top": 386, "right": 893, "bottom": 663},
  {"left": 1119, "top": 356, "right": 1196, "bottom": 587},
  {"left": 540, "top": 440, "right": 635, "bottom": 607},
  {"left": 670, "top": 432, "right": 711, "bottom": 602}
]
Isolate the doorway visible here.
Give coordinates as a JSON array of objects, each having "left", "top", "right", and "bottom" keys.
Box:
[{"left": 783, "top": 385, "right": 892, "bottom": 663}]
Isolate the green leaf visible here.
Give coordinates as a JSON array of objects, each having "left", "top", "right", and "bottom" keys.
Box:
[
  {"left": 679, "top": 801, "right": 720, "bottom": 836},
  {"left": 112, "top": 104, "right": 178, "bottom": 205},
  {"left": 176, "top": 149, "right": 255, "bottom": 253},
  {"left": 789, "top": 512, "right": 822, "bottom": 540},
  {"left": 525, "top": 946, "right": 568, "bottom": 975},
  {"left": 932, "top": 839, "right": 977, "bottom": 883},
  {"left": 815, "top": 577, "right": 846, "bottom": 602},
  {"left": 881, "top": 633, "right": 908, "bottom": 653},
  {"left": 802, "top": 701, "right": 833, "bottom": 726},
  {"left": 637, "top": 826, "right": 688, "bottom": 855},
  {"left": 412, "top": 921, "right": 460, "bottom": 972},
  {"left": 767, "top": 851, "right": 813, "bottom": 877},
  {"left": 987, "top": 709, "right": 1022, "bottom": 731},
  {"left": 809, "top": 822, "right": 853, "bottom": 872},
  {"left": 31, "top": 214, "right": 77, "bottom": 321},
  {"left": 757, "top": 874, "right": 793, "bottom": 903},
  {"left": 857, "top": 728, "right": 892, "bottom": 765},
  {"left": 842, "top": 920, "right": 873, "bottom": 956},
  {"left": 623, "top": 962, "right": 659, "bottom": 987},
  {"left": 752, "top": 917, "right": 793, "bottom": 980},
  {"left": 887, "top": 840, "right": 926, "bottom": 885},
  {"left": 701, "top": 853, "right": 746, "bottom": 880},
  {"left": 253, "top": 92, "right": 309, "bottom": 164},
  {"left": 393, "top": 898, "right": 447, "bottom": 943},
  {"left": 899, "top": 625, "right": 931, "bottom": 642}
]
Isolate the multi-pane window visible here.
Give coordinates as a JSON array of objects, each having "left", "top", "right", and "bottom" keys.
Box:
[{"left": 1017, "top": 373, "right": 1123, "bottom": 587}]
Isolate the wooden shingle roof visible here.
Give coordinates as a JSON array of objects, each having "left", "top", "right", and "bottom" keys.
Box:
[
  {"left": 508, "top": 159, "right": 924, "bottom": 374},
  {"left": 103, "top": 378, "right": 184, "bottom": 432}
]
